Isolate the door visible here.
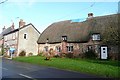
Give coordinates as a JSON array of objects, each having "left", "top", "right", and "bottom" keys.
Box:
[{"left": 101, "top": 47, "right": 108, "bottom": 59}]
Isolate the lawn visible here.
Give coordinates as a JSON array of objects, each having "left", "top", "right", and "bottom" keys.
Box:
[{"left": 13, "top": 56, "right": 120, "bottom": 78}]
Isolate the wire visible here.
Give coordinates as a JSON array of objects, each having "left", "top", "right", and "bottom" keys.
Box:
[
  {"left": 0, "top": 0, "right": 8, "bottom": 4},
  {"left": 42, "top": 2, "right": 96, "bottom": 25}
]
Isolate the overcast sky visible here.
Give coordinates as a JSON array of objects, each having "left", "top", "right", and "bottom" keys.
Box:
[{"left": 0, "top": 0, "right": 119, "bottom": 33}]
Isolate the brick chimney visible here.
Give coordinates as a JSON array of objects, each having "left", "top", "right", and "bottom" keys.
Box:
[
  {"left": 19, "top": 19, "right": 26, "bottom": 28},
  {"left": 2, "top": 26, "right": 6, "bottom": 31},
  {"left": 87, "top": 13, "right": 93, "bottom": 20}
]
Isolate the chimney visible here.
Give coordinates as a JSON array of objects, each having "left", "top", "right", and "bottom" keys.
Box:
[
  {"left": 2, "top": 26, "right": 6, "bottom": 31},
  {"left": 87, "top": 13, "right": 93, "bottom": 20},
  {"left": 11, "top": 22, "right": 14, "bottom": 30},
  {"left": 19, "top": 19, "right": 26, "bottom": 28}
]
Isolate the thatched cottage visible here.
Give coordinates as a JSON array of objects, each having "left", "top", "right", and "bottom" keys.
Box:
[{"left": 37, "top": 13, "right": 119, "bottom": 59}]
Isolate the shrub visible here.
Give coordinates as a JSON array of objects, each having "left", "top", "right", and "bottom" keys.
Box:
[
  {"left": 37, "top": 52, "right": 43, "bottom": 56},
  {"left": 28, "top": 52, "right": 33, "bottom": 56},
  {"left": 19, "top": 50, "right": 26, "bottom": 56},
  {"left": 83, "top": 50, "right": 97, "bottom": 59},
  {"left": 65, "top": 53, "right": 73, "bottom": 58},
  {"left": 109, "top": 53, "right": 119, "bottom": 60}
]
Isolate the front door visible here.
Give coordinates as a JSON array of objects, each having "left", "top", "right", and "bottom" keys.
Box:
[{"left": 101, "top": 46, "right": 108, "bottom": 59}]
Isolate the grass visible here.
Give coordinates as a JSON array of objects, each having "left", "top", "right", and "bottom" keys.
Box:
[{"left": 13, "top": 56, "right": 120, "bottom": 78}]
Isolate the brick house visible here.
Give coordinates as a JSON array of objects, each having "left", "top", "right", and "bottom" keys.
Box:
[
  {"left": 3, "top": 19, "right": 40, "bottom": 57},
  {"left": 37, "top": 13, "right": 119, "bottom": 59},
  {"left": 0, "top": 25, "right": 13, "bottom": 54}
]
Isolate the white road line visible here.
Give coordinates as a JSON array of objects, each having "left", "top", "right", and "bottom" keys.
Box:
[
  {"left": 19, "top": 74, "right": 37, "bottom": 80},
  {"left": 0, "top": 67, "right": 8, "bottom": 70}
]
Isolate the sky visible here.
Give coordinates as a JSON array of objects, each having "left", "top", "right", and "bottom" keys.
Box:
[{"left": 0, "top": 0, "right": 119, "bottom": 33}]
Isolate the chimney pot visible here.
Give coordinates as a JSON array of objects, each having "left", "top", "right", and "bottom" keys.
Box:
[
  {"left": 19, "top": 19, "right": 26, "bottom": 28},
  {"left": 87, "top": 13, "right": 93, "bottom": 19},
  {"left": 11, "top": 22, "right": 14, "bottom": 30},
  {"left": 2, "top": 26, "right": 6, "bottom": 31}
]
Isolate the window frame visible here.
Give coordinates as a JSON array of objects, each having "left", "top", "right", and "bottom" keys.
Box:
[
  {"left": 23, "top": 33, "right": 27, "bottom": 39},
  {"left": 56, "top": 46, "right": 61, "bottom": 52},
  {"left": 44, "top": 46, "right": 48, "bottom": 52},
  {"left": 62, "top": 36, "right": 67, "bottom": 41},
  {"left": 67, "top": 46, "right": 73, "bottom": 52},
  {"left": 92, "top": 34, "right": 100, "bottom": 41}
]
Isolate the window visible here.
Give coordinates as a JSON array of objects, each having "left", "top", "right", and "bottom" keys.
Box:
[
  {"left": 56, "top": 46, "right": 61, "bottom": 52},
  {"left": 12, "top": 33, "right": 16, "bottom": 39},
  {"left": 88, "top": 45, "right": 92, "bottom": 51},
  {"left": 67, "top": 46, "right": 73, "bottom": 52},
  {"left": 44, "top": 46, "right": 48, "bottom": 52},
  {"left": 62, "top": 36, "right": 67, "bottom": 41},
  {"left": 4, "top": 36, "right": 7, "bottom": 41},
  {"left": 92, "top": 34, "right": 100, "bottom": 40},
  {"left": 24, "top": 33, "right": 27, "bottom": 39}
]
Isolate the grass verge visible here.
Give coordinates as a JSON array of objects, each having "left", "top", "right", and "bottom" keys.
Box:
[{"left": 13, "top": 56, "right": 120, "bottom": 78}]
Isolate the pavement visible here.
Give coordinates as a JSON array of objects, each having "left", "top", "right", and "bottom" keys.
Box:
[{"left": 1, "top": 57, "right": 104, "bottom": 80}]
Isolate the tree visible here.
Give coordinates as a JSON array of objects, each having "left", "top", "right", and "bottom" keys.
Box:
[{"left": 102, "top": 15, "right": 120, "bottom": 46}]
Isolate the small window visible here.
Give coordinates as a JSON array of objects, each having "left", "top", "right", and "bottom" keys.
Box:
[
  {"left": 24, "top": 33, "right": 27, "bottom": 39},
  {"left": 87, "top": 45, "right": 92, "bottom": 51},
  {"left": 44, "top": 46, "right": 48, "bottom": 52},
  {"left": 62, "top": 36, "right": 67, "bottom": 41},
  {"left": 56, "top": 46, "right": 61, "bottom": 52},
  {"left": 12, "top": 33, "right": 16, "bottom": 39},
  {"left": 92, "top": 34, "right": 100, "bottom": 40},
  {"left": 67, "top": 46, "right": 73, "bottom": 52}
]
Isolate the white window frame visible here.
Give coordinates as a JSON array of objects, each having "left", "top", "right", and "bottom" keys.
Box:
[
  {"left": 56, "top": 46, "right": 61, "bottom": 52},
  {"left": 67, "top": 46, "right": 73, "bottom": 52},
  {"left": 44, "top": 46, "right": 48, "bottom": 52},
  {"left": 92, "top": 34, "right": 100, "bottom": 41},
  {"left": 23, "top": 33, "right": 27, "bottom": 39},
  {"left": 62, "top": 36, "right": 67, "bottom": 41}
]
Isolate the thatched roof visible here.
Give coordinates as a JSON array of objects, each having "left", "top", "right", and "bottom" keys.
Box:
[{"left": 38, "top": 14, "right": 119, "bottom": 44}]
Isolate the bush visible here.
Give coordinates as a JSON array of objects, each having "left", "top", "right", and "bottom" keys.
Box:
[
  {"left": 19, "top": 50, "right": 26, "bottom": 56},
  {"left": 37, "top": 52, "right": 43, "bottom": 56},
  {"left": 109, "top": 53, "right": 120, "bottom": 61},
  {"left": 28, "top": 52, "right": 33, "bottom": 56},
  {"left": 83, "top": 50, "right": 97, "bottom": 59},
  {"left": 65, "top": 53, "right": 73, "bottom": 58}
]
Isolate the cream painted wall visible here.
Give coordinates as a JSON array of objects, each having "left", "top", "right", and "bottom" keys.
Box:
[{"left": 17, "top": 25, "right": 40, "bottom": 56}]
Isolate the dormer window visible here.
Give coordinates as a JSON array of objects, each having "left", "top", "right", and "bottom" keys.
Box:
[
  {"left": 92, "top": 34, "right": 100, "bottom": 41},
  {"left": 62, "top": 36, "right": 67, "bottom": 41},
  {"left": 46, "top": 38, "right": 49, "bottom": 43}
]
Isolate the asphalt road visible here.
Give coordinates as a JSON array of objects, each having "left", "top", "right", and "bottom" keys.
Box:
[{"left": 1, "top": 57, "right": 102, "bottom": 80}]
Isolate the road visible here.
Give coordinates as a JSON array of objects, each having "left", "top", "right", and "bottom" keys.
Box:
[{"left": 1, "top": 57, "right": 102, "bottom": 80}]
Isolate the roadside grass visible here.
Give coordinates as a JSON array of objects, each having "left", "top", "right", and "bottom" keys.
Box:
[{"left": 13, "top": 56, "right": 120, "bottom": 78}]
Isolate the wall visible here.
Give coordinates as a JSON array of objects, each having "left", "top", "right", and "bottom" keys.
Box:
[
  {"left": 3, "top": 31, "right": 18, "bottom": 56},
  {"left": 38, "top": 40, "right": 101, "bottom": 58},
  {"left": 18, "top": 25, "right": 40, "bottom": 56}
]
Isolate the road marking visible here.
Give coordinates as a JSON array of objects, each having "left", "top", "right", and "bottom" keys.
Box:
[
  {"left": 19, "top": 74, "right": 37, "bottom": 80},
  {"left": 0, "top": 67, "right": 8, "bottom": 70}
]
